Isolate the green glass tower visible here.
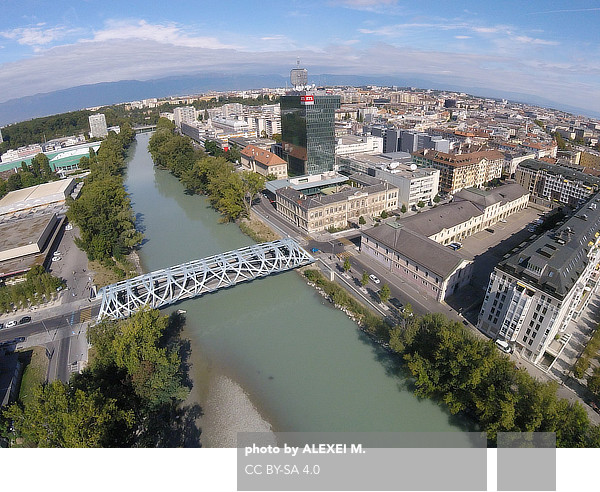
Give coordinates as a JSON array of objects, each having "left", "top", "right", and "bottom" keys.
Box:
[{"left": 281, "top": 93, "right": 340, "bottom": 176}]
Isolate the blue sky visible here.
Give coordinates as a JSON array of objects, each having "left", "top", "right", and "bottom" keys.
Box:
[{"left": 1, "top": 0, "right": 599, "bottom": 113}]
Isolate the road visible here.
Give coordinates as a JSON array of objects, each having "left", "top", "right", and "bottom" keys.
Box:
[{"left": 0, "top": 301, "right": 100, "bottom": 383}]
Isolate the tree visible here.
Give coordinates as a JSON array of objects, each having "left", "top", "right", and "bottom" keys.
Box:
[
  {"left": 361, "top": 271, "right": 369, "bottom": 287},
  {"left": 4, "top": 381, "right": 132, "bottom": 447},
  {"left": 400, "top": 204, "right": 407, "bottom": 213},
  {"left": 343, "top": 258, "right": 351, "bottom": 273},
  {"left": 241, "top": 171, "right": 266, "bottom": 217},
  {"left": 204, "top": 140, "right": 223, "bottom": 157},
  {"left": 272, "top": 133, "right": 282, "bottom": 144},
  {"left": 378, "top": 283, "right": 391, "bottom": 304},
  {"left": 359, "top": 215, "right": 366, "bottom": 226},
  {"left": 380, "top": 210, "right": 388, "bottom": 219},
  {"left": 417, "top": 200, "right": 425, "bottom": 208},
  {"left": 88, "top": 308, "right": 188, "bottom": 409},
  {"left": 260, "top": 130, "right": 268, "bottom": 139},
  {"left": 433, "top": 195, "right": 441, "bottom": 204}
]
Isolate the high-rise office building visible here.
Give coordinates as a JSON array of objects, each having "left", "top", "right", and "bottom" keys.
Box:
[
  {"left": 281, "top": 92, "right": 340, "bottom": 175},
  {"left": 290, "top": 59, "right": 308, "bottom": 89},
  {"left": 89, "top": 114, "right": 108, "bottom": 138}
]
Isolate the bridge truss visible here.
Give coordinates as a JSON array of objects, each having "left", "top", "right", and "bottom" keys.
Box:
[{"left": 97, "top": 238, "right": 314, "bottom": 320}]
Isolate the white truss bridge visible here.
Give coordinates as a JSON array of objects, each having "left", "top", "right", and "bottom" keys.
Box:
[{"left": 97, "top": 238, "right": 315, "bottom": 320}]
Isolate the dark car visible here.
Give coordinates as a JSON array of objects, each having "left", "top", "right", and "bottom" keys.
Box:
[
  {"left": 18, "top": 316, "right": 32, "bottom": 324},
  {"left": 485, "top": 228, "right": 495, "bottom": 233},
  {"left": 0, "top": 323, "right": 4, "bottom": 330},
  {"left": 13, "top": 337, "right": 25, "bottom": 343},
  {"left": 389, "top": 297, "right": 404, "bottom": 310}
]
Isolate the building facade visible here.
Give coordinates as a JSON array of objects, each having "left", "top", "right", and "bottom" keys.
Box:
[
  {"left": 412, "top": 149, "right": 504, "bottom": 194},
  {"left": 361, "top": 223, "right": 473, "bottom": 302},
  {"left": 173, "top": 106, "right": 198, "bottom": 129},
  {"left": 88, "top": 114, "right": 108, "bottom": 139},
  {"left": 515, "top": 159, "right": 600, "bottom": 206},
  {"left": 280, "top": 93, "right": 340, "bottom": 176},
  {"left": 478, "top": 193, "right": 600, "bottom": 364},
  {"left": 398, "top": 184, "right": 529, "bottom": 245},
  {"left": 275, "top": 180, "right": 398, "bottom": 233}
]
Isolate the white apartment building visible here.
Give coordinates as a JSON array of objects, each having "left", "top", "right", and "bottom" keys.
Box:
[
  {"left": 173, "top": 106, "right": 198, "bottom": 128},
  {"left": 88, "top": 113, "right": 108, "bottom": 138},
  {"left": 335, "top": 135, "right": 383, "bottom": 156},
  {"left": 478, "top": 194, "right": 600, "bottom": 365}
]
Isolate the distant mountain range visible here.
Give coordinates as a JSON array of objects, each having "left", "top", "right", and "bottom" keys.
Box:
[{"left": 0, "top": 73, "right": 598, "bottom": 127}]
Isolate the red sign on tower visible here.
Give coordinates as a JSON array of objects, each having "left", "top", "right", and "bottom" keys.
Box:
[{"left": 300, "top": 95, "right": 314, "bottom": 105}]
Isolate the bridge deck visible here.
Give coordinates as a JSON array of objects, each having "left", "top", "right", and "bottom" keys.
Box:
[{"left": 97, "top": 238, "right": 314, "bottom": 320}]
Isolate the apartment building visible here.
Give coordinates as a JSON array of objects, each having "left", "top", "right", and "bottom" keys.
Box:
[
  {"left": 478, "top": 193, "right": 600, "bottom": 364},
  {"left": 173, "top": 107, "right": 198, "bottom": 128},
  {"left": 515, "top": 159, "right": 600, "bottom": 206},
  {"left": 412, "top": 149, "right": 504, "bottom": 193}
]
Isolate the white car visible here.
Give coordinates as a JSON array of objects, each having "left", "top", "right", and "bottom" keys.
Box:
[
  {"left": 369, "top": 274, "right": 380, "bottom": 284},
  {"left": 53, "top": 251, "right": 61, "bottom": 257},
  {"left": 51, "top": 256, "right": 62, "bottom": 262},
  {"left": 65, "top": 224, "right": 73, "bottom": 231},
  {"left": 6, "top": 320, "right": 18, "bottom": 328},
  {"left": 495, "top": 339, "right": 513, "bottom": 354}
]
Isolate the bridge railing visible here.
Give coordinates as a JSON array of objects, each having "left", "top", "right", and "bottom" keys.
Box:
[{"left": 97, "top": 238, "right": 314, "bottom": 320}]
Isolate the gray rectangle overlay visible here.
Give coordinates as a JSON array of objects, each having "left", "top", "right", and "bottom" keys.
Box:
[
  {"left": 497, "top": 432, "right": 556, "bottom": 491},
  {"left": 238, "top": 432, "right": 487, "bottom": 491}
]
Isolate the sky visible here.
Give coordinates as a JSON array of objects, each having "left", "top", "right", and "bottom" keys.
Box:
[{"left": 1, "top": 0, "right": 599, "bottom": 114}]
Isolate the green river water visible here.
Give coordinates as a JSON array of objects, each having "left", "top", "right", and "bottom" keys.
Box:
[{"left": 124, "top": 133, "right": 469, "bottom": 446}]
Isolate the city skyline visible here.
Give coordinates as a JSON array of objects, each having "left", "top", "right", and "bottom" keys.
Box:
[{"left": 0, "top": 1, "right": 599, "bottom": 114}]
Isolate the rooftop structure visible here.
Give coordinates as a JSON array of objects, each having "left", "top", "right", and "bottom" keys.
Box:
[{"left": 0, "top": 178, "right": 76, "bottom": 217}]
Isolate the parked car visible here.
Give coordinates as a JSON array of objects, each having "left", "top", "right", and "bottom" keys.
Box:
[
  {"left": 495, "top": 339, "right": 513, "bottom": 354},
  {"left": 19, "top": 316, "right": 32, "bottom": 324},
  {"left": 389, "top": 297, "right": 403, "bottom": 310},
  {"left": 51, "top": 256, "right": 61, "bottom": 262},
  {"left": 485, "top": 228, "right": 495, "bottom": 233},
  {"left": 0, "top": 323, "right": 4, "bottom": 330},
  {"left": 5, "top": 320, "right": 17, "bottom": 328},
  {"left": 499, "top": 219, "right": 507, "bottom": 223},
  {"left": 13, "top": 337, "right": 25, "bottom": 343},
  {"left": 53, "top": 251, "right": 61, "bottom": 257},
  {"left": 65, "top": 223, "right": 73, "bottom": 231},
  {"left": 369, "top": 274, "right": 380, "bottom": 284}
]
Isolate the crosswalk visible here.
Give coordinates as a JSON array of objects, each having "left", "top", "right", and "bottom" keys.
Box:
[{"left": 79, "top": 306, "right": 92, "bottom": 323}]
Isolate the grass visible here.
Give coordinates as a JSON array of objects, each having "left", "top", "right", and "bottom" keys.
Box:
[
  {"left": 18, "top": 346, "right": 48, "bottom": 406},
  {"left": 89, "top": 257, "right": 138, "bottom": 288},
  {"left": 239, "top": 216, "right": 280, "bottom": 243}
]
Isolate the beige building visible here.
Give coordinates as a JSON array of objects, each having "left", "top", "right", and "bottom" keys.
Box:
[
  {"left": 276, "top": 180, "right": 398, "bottom": 233},
  {"left": 397, "top": 183, "right": 529, "bottom": 246},
  {"left": 361, "top": 223, "right": 473, "bottom": 302},
  {"left": 412, "top": 149, "right": 504, "bottom": 193},
  {"left": 240, "top": 145, "right": 288, "bottom": 179}
]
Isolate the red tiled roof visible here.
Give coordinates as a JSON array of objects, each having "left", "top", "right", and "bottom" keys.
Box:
[{"left": 241, "top": 144, "right": 286, "bottom": 167}]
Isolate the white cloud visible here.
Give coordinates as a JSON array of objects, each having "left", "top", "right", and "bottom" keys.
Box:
[
  {"left": 87, "top": 20, "right": 240, "bottom": 50},
  {"left": 513, "top": 36, "right": 559, "bottom": 46},
  {"left": 0, "top": 24, "right": 80, "bottom": 49},
  {"left": 455, "top": 35, "right": 471, "bottom": 39}
]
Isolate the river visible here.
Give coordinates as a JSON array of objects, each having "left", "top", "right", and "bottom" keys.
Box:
[{"left": 124, "top": 133, "right": 469, "bottom": 447}]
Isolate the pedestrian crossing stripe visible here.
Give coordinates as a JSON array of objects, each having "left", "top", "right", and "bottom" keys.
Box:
[
  {"left": 79, "top": 307, "right": 92, "bottom": 323},
  {"left": 337, "top": 251, "right": 353, "bottom": 260}
]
